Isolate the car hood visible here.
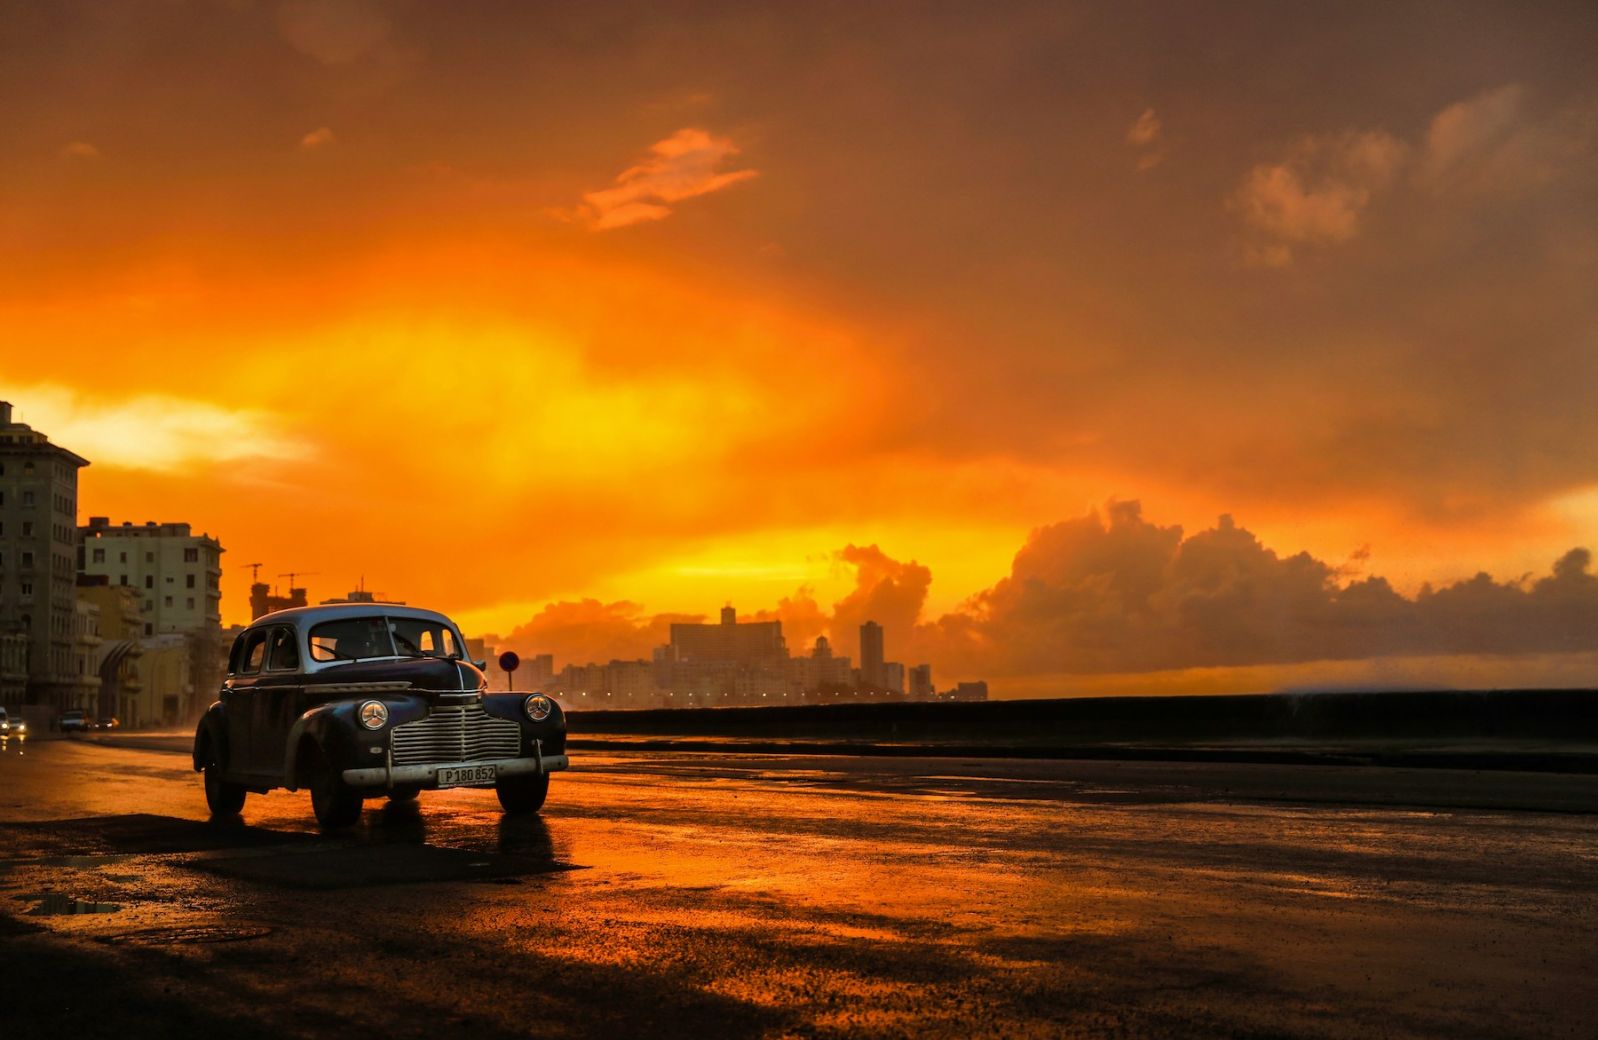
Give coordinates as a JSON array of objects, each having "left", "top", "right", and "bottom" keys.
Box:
[{"left": 310, "top": 656, "right": 488, "bottom": 695}]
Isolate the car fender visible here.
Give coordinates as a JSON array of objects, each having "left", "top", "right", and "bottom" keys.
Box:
[
  {"left": 282, "top": 703, "right": 345, "bottom": 791},
  {"left": 192, "top": 703, "right": 228, "bottom": 772}
]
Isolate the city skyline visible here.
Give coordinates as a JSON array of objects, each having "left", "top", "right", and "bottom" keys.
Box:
[{"left": 4, "top": 4, "right": 1598, "bottom": 696}]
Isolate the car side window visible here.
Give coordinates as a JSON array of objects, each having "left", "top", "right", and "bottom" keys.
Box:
[
  {"left": 240, "top": 631, "right": 268, "bottom": 674},
  {"left": 227, "top": 634, "right": 245, "bottom": 674},
  {"left": 267, "top": 627, "right": 300, "bottom": 672}
]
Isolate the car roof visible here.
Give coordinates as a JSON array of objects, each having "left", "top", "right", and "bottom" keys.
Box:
[{"left": 247, "top": 604, "right": 459, "bottom": 631}]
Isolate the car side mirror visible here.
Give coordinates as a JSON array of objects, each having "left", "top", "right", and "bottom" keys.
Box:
[{"left": 474, "top": 660, "right": 487, "bottom": 670}]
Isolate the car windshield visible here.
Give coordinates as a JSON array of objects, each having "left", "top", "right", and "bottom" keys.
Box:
[{"left": 308, "top": 615, "right": 464, "bottom": 663}]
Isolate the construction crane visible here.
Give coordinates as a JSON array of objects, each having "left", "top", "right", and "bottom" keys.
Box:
[
  {"left": 278, "top": 571, "right": 318, "bottom": 590},
  {"left": 244, "top": 563, "right": 264, "bottom": 584}
]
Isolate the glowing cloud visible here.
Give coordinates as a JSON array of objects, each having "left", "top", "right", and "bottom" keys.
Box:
[
  {"left": 60, "top": 141, "right": 101, "bottom": 160},
  {"left": 577, "top": 128, "right": 758, "bottom": 231},
  {"left": 300, "top": 126, "right": 336, "bottom": 149},
  {"left": 6, "top": 386, "right": 306, "bottom": 473},
  {"left": 1233, "top": 130, "right": 1407, "bottom": 264}
]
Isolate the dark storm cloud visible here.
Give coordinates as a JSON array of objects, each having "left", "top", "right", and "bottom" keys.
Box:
[{"left": 499, "top": 503, "right": 1598, "bottom": 681}]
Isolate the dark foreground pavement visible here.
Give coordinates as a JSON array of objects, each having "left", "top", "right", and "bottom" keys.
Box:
[{"left": 1, "top": 736, "right": 1595, "bottom": 1038}]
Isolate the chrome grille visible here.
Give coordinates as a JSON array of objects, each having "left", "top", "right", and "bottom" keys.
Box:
[{"left": 390, "top": 705, "right": 520, "bottom": 766}]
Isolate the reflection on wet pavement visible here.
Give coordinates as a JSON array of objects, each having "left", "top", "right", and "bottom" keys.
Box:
[{"left": 0, "top": 740, "right": 1593, "bottom": 1039}]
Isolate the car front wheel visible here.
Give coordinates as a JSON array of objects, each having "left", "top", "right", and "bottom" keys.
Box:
[
  {"left": 496, "top": 772, "right": 549, "bottom": 814},
  {"left": 203, "top": 766, "right": 246, "bottom": 817},
  {"left": 307, "top": 747, "right": 363, "bottom": 829}
]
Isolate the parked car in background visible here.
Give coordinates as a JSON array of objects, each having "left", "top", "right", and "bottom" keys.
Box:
[
  {"left": 94, "top": 718, "right": 121, "bottom": 731},
  {"left": 0, "top": 707, "right": 21, "bottom": 735},
  {"left": 193, "top": 604, "right": 569, "bottom": 828},
  {"left": 59, "top": 709, "right": 89, "bottom": 733}
]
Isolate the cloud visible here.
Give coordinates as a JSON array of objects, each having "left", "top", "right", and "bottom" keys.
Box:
[
  {"left": 300, "top": 126, "right": 336, "bottom": 149},
  {"left": 489, "top": 503, "right": 1598, "bottom": 690},
  {"left": 1233, "top": 130, "right": 1407, "bottom": 263},
  {"left": 4, "top": 385, "right": 306, "bottom": 473},
  {"left": 576, "top": 128, "right": 758, "bottom": 231},
  {"left": 60, "top": 141, "right": 100, "bottom": 160},
  {"left": 497, "top": 599, "right": 702, "bottom": 665},
  {"left": 1125, "top": 108, "right": 1163, "bottom": 170},
  {"left": 276, "top": 0, "right": 391, "bottom": 65}
]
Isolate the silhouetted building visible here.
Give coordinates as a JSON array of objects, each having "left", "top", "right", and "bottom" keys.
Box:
[
  {"left": 658, "top": 605, "right": 789, "bottom": 704},
  {"left": 941, "top": 681, "right": 989, "bottom": 702},
  {"left": 908, "top": 663, "right": 934, "bottom": 699},
  {"left": 250, "top": 582, "right": 307, "bottom": 620},
  {"left": 792, "top": 635, "right": 853, "bottom": 691},
  {"left": 0, "top": 400, "right": 91, "bottom": 711},
  {"left": 78, "top": 578, "right": 145, "bottom": 725},
  {"left": 883, "top": 661, "right": 905, "bottom": 695},
  {"left": 859, "top": 621, "right": 885, "bottom": 687}
]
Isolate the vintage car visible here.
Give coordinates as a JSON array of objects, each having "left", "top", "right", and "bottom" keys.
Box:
[{"left": 193, "top": 604, "right": 568, "bottom": 828}]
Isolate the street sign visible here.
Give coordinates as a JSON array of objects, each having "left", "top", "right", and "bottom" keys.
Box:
[{"left": 498, "top": 651, "right": 520, "bottom": 673}]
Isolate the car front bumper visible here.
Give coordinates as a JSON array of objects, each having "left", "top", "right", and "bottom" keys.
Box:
[{"left": 342, "top": 753, "right": 569, "bottom": 788}]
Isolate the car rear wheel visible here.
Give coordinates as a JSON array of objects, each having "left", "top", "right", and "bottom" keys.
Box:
[
  {"left": 203, "top": 766, "right": 246, "bottom": 817},
  {"left": 306, "top": 746, "right": 363, "bottom": 829},
  {"left": 496, "top": 772, "right": 549, "bottom": 814}
]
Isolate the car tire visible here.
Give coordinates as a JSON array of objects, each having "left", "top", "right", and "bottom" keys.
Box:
[
  {"left": 203, "top": 766, "right": 247, "bottom": 817},
  {"left": 387, "top": 788, "right": 419, "bottom": 804},
  {"left": 495, "top": 772, "right": 549, "bottom": 814},
  {"left": 307, "top": 747, "right": 364, "bottom": 829}
]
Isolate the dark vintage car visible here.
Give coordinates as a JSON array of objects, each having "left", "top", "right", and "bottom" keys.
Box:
[{"left": 193, "top": 605, "right": 568, "bottom": 828}]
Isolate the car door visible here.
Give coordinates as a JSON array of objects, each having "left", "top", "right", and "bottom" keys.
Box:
[
  {"left": 251, "top": 626, "right": 304, "bottom": 781},
  {"left": 223, "top": 628, "right": 269, "bottom": 776}
]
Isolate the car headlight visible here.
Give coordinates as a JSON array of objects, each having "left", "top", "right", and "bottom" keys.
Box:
[
  {"left": 524, "top": 694, "right": 553, "bottom": 721},
  {"left": 358, "top": 700, "right": 390, "bottom": 730}
]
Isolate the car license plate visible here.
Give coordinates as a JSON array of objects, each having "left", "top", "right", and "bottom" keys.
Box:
[{"left": 436, "top": 764, "right": 497, "bottom": 788}]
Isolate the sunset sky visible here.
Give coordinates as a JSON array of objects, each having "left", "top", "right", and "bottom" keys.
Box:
[{"left": 4, "top": 2, "right": 1596, "bottom": 693}]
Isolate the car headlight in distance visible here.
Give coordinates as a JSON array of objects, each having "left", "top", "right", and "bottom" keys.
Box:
[
  {"left": 524, "top": 694, "right": 553, "bottom": 722},
  {"left": 358, "top": 700, "right": 390, "bottom": 730}
]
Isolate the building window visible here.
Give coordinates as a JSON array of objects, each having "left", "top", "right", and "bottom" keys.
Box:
[
  {"left": 22, "top": 491, "right": 34, "bottom": 506},
  {"left": 145, "top": 551, "right": 154, "bottom": 563},
  {"left": 186, "top": 574, "right": 196, "bottom": 588},
  {"left": 119, "top": 551, "right": 127, "bottom": 563},
  {"left": 21, "top": 522, "right": 32, "bottom": 537},
  {"left": 144, "top": 600, "right": 152, "bottom": 611},
  {"left": 92, "top": 548, "right": 105, "bottom": 564},
  {"left": 186, "top": 597, "right": 195, "bottom": 609},
  {"left": 164, "top": 596, "right": 173, "bottom": 607},
  {"left": 145, "top": 623, "right": 153, "bottom": 636},
  {"left": 184, "top": 548, "right": 199, "bottom": 563},
  {"left": 20, "top": 583, "right": 32, "bottom": 597},
  {"left": 21, "top": 552, "right": 33, "bottom": 568},
  {"left": 119, "top": 574, "right": 128, "bottom": 586},
  {"left": 144, "top": 575, "right": 154, "bottom": 589}
]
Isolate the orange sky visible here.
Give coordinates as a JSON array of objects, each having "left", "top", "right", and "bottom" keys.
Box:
[{"left": 3, "top": 2, "right": 1596, "bottom": 691}]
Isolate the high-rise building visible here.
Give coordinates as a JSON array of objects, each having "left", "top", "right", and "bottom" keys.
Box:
[
  {"left": 908, "top": 663, "right": 934, "bottom": 699},
  {"left": 79, "top": 518, "right": 223, "bottom": 636},
  {"left": 0, "top": 401, "right": 91, "bottom": 710},
  {"left": 859, "top": 621, "right": 885, "bottom": 688},
  {"left": 882, "top": 661, "right": 905, "bottom": 695},
  {"left": 658, "top": 605, "right": 789, "bottom": 704}
]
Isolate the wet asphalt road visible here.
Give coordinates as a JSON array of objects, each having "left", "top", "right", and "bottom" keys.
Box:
[{"left": 1, "top": 736, "right": 1595, "bottom": 1039}]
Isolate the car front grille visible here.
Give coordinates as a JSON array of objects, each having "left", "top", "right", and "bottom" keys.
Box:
[{"left": 391, "top": 705, "right": 521, "bottom": 766}]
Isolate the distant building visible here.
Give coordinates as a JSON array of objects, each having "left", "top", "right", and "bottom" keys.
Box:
[
  {"left": 79, "top": 517, "right": 222, "bottom": 637},
  {"left": 942, "top": 681, "right": 989, "bottom": 702},
  {"left": 139, "top": 634, "right": 193, "bottom": 728},
  {"left": 882, "top": 661, "right": 905, "bottom": 696},
  {"left": 859, "top": 621, "right": 885, "bottom": 688},
  {"left": 0, "top": 400, "right": 91, "bottom": 711},
  {"left": 791, "top": 635, "right": 852, "bottom": 692},
  {"left": 908, "top": 663, "right": 934, "bottom": 699},
  {"left": 658, "top": 606, "right": 789, "bottom": 704},
  {"left": 250, "top": 582, "right": 306, "bottom": 620},
  {"left": 78, "top": 578, "right": 145, "bottom": 725},
  {"left": 79, "top": 516, "right": 224, "bottom": 721},
  {"left": 319, "top": 584, "right": 403, "bottom": 607}
]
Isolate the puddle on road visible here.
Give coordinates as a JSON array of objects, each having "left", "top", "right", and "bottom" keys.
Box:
[{"left": 23, "top": 892, "right": 122, "bottom": 916}]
